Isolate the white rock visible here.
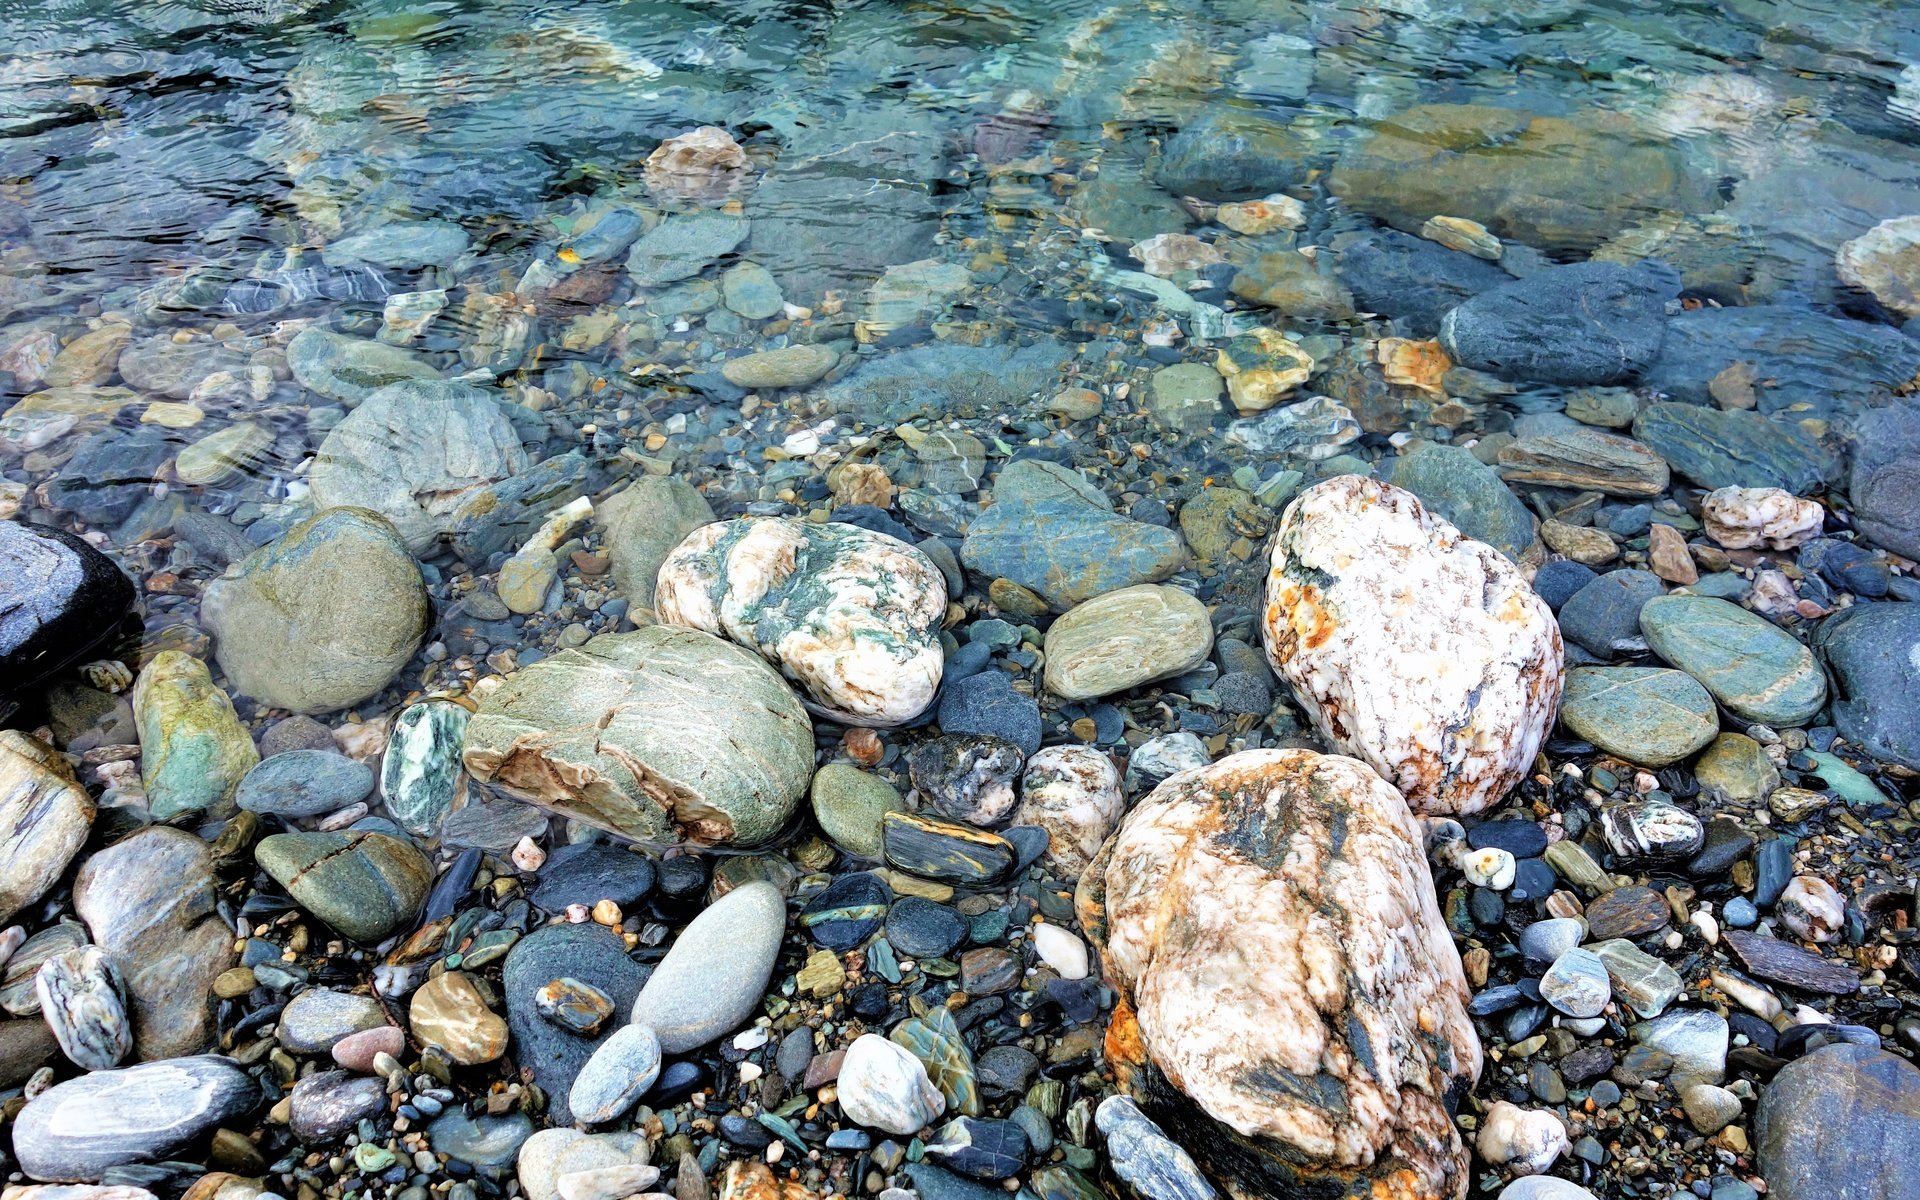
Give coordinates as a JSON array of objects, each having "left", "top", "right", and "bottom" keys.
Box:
[
  {"left": 499, "top": 498, "right": 594, "bottom": 616},
  {"left": 1701, "top": 487, "right": 1824, "bottom": 550},
  {"left": 1013, "top": 747, "right": 1125, "bottom": 876},
  {"left": 1776, "top": 876, "right": 1844, "bottom": 943},
  {"left": 1030, "top": 924, "right": 1089, "bottom": 980},
  {"left": 656, "top": 517, "right": 946, "bottom": 726},
  {"left": 836, "top": 1034, "right": 944, "bottom": 1135},
  {"left": 517, "top": 1131, "right": 650, "bottom": 1200},
  {"left": 1836, "top": 215, "right": 1920, "bottom": 318},
  {"left": 1538, "top": 948, "right": 1611, "bottom": 1019},
  {"left": 555, "top": 1164, "right": 660, "bottom": 1200},
  {"left": 1261, "top": 476, "right": 1564, "bottom": 816},
  {"left": 1089, "top": 748, "right": 1481, "bottom": 1199},
  {"left": 1462, "top": 847, "right": 1516, "bottom": 889},
  {"left": 1475, "top": 1101, "right": 1568, "bottom": 1177},
  {"left": 1497, "top": 1179, "right": 1599, "bottom": 1200}
]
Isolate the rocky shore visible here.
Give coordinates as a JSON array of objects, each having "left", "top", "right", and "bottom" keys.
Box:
[{"left": 4, "top": 6, "right": 1920, "bottom": 1200}]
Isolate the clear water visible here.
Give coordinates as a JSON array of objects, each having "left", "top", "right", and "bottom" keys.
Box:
[{"left": 3, "top": 0, "right": 1919, "bottom": 602}]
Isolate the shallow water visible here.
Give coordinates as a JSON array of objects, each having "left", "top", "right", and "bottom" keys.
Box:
[{"left": 3, "top": 0, "right": 1919, "bottom": 633}]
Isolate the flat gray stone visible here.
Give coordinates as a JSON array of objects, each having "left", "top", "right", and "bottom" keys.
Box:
[{"left": 12, "top": 1056, "right": 257, "bottom": 1181}]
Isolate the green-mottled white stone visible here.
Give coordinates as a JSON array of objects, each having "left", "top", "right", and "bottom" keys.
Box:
[
  {"left": 1640, "top": 594, "right": 1827, "bottom": 726},
  {"left": 382, "top": 701, "right": 470, "bottom": 836},
  {"left": 462, "top": 625, "right": 813, "bottom": 847},
  {"left": 132, "top": 651, "right": 259, "bottom": 821}
]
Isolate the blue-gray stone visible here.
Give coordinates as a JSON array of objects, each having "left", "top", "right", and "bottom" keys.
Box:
[
  {"left": 625, "top": 212, "right": 749, "bottom": 287},
  {"left": 1440, "top": 261, "right": 1680, "bottom": 385},
  {"left": 1851, "top": 399, "right": 1920, "bottom": 561},
  {"left": 937, "top": 671, "right": 1041, "bottom": 756},
  {"left": 1533, "top": 559, "right": 1598, "bottom": 611},
  {"left": 530, "top": 842, "right": 656, "bottom": 913},
  {"left": 1378, "top": 443, "right": 1538, "bottom": 565},
  {"left": 961, "top": 460, "right": 1185, "bottom": 610},
  {"left": 816, "top": 340, "right": 1077, "bottom": 425},
  {"left": 1557, "top": 569, "right": 1664, "bottom": 659},
  {"left": 502, "top": 922, "right": 645, "bottom": 1125},
  {"left": 1812, "top": 602, "right": 1920, "bottom": 771},
  {"left": 1633, "top": 403, "right": 1842, "bottom": 493},
  {"left": 1155, "top": 106, "right": 1310, "bottom": 201},
  {"left": 237, "top": 750, "right": 374, "bottom": 818},
  {"left": 1642, "top": 306, "right": 1920, "bottom": 421},
  {"left": 1336, "top": 228, "right": 1511, "bottom": 335},
  {"left": 1756, "top": 1043, "right": 1920, "bottom": 1200},
  {"left": 12, "top": 1055, "right": 257, "bottom": 1182}
]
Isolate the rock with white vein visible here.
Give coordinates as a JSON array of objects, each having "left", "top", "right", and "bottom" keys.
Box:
[
  {"left": 1080, "top": 747, "right": 1481, "bottom": 1200},
  {"left": 838, "top": 1033, "right": 945, "bottom": 1135},
  {"left": 1013, "top": 746, "right": 1124, "bottom": 876},
  {"left": 34, "top": 945, "right": 131, "bottom": 1070},
  {"left": 462, "top": 625, "right": 814, "bottom": 847},
  {"left": 656, "top": 517, "right": 946, "bottom": 727},
  {"left": 11, "top": 1056, "right": 257, "bottom": 1181},
  {"left": 1261, "top": 475, "right": 1563, "bottom": 816}
]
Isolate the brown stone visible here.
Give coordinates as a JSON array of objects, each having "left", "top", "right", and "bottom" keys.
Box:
[
  {"left": 1647, "top": 523, "right": 1698, "bottom": 584},
  {"left": 409, "top": 970, "right": 508, "bottom": 1065},
  {"left": 1723, "top": 929, "right": 1859, "bottom": 995},
  {"left": 1498, "top": 429, "right": 1670, "bottom": 497},
  {"left": 1584, "top": 885, "right": 1671, "bottom": 940}
]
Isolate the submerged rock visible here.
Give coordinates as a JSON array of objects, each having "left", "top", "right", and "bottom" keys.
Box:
[
  {"left": 656, "top": 517, "right": 946, "bottom": 726},
  {"left": 1082, "top": 748, "right": 1480, "bottom": 1200},
  {"left": 1439, "top": 261, "right": 1678, "bottom": 386},
  {"left": 961, "top": 461, "right": 1185, "bottom": 610},
  {"left": 1261, "top": 476, "right": 1563, "bottom": 817},
  {"left": 0, "top": 522, "right": 135, "bottom": 707},
  {"left": 463, "top": 625, "right": 814, "bottom": 847},
  {"left": 1850, "top": 399, "right": 1920, "bottom": 561},
  {"left": 597, "top": 476, "right": 716, "bottom": 623},
  {"left": 307, "top": 380, "right": 529, "bottom": 555},
  {"left": 132, "top": 651, "right": 259, "bottom": 821},
  {"left": 201, "top": 507, "right": 428, "bottom": 715}
]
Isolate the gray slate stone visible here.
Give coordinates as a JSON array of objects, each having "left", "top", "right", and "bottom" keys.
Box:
[
  {"left": 1813, "top": 602, "right": 1920, "bottom": 771},
  {"left": 625, "top": 212, "right": 749, "bottom": 287},
  {"left": 630, "top": 880, "right": 785, "bottom": 1054},
  {"left": 1439, "top": 261, "right": 1679, "bottom": 385},
  {"left": 236, "top": 750, "right": 375, "bottom": 817},
  {"left": 960, "top": 460, "right": 1186, "bottom": 610},
  {"left": 12, "top": 1056, "right": 256, "bottom": 1181},
  {"left": 502, "top": 922, "right": 646, "bottom": 1125},
  {"left": 597, "top": 476, "right": 716, "bottom": 622},
  {"left": 1850, "top": 399, "right": 1920, "bottom": 561},
  {"left": 1378, "top": 443, "right": 1537, "bottom": 565},
  {"left": 1641, "top": 305, "right": 1920, "bottom": 421},
  {"left": 1756, "top": 1043, "right": 1920, "bottom": 1200},
  {"left": 1632, "top": 403, "right": 1841, "bottom": 494}
]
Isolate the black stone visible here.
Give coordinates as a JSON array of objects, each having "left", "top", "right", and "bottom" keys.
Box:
[
  {"left": 1469, "top": 984, "right": 1529, "bottom": 1016},
  {"left": 1468, "top": 887, "right": 1506, "bottom": 927},
  {"left": 501, "top": 922, "right": 645, "bottom": 1124},
  {"left": 45, "top": 428, "right": 185, "bottom": 526},
  {"left": 975, "top": 1044, "right": 1039, "bottom": 1096},
  {"left": 937, "top": 671, "right": 1042, "bottom": 757},
  {"left": 719, "top": 1114, "right": 774, "bottom": 1150},
  {"left": 1505, "top": 1003, "right": 1550, "bottom": 1042},
  {"left": 530, "top": 842, "right": 656, "bottom": 913},
  {"left": 1755, "top": 837, "right": 1795, "bottom": 908},
  {"left": 1003, "top": 825, "right": 1050, "bottom": 875},
  {"left": 882, "top": 812, "right": 1016, "bottom": 885},
  {"left": 1468, "top": 819, "right": 1549, "bottom": 859},
  {"left": 1776, "top": 1023, "right": 1878, "bottom": 1060},
  {"left": 887, "top": 896, "right": 968, "bottom": 959},
  {"left": 1730, "top": 1011, "right": 1779, "bottom": 1055},
  {"left": 1439, "top": 260, "right": 1679, "bottom": 385},
  {"left": 1688, "top": 818, "right": 1755, "bottom": 879},
  {"left": 1046, "top": 977, "right": 1101, "bottom": 1025},
  {"left": 1559, "top": 1045, "right": 1615, "bottom": 1084},
  {"left": 1336, "top": 228, "right": 1512, "bottom": 335},
  {"left": 905, "top": 1163, "right": 1008, "bottom": 1200},
  {"left": 656, "top": 854, "right": 707, "bottom": 900},
  {"left": 1508, "top": 858, "right": 1556, "bottom": 904},
  {"left": 801, "top": 872, "right": 891, "bottom": 951},
  {"left": 848, "top": 982, "right": 890, "bottom": 1020},
  {"left": 1557, "top": 569, "right": 1665, "bottom": 659},
  {"left": 649, "top": 1060, "right": 707, "bottom": 1106},
  {"left": 930, "top": 1116, "right": 1029, "bottom": 1180},
  {"left": 0, "top": 521, "right": 136, "bottom": 706},
  {"left": 424, "top": 847, "right": 483, "bottom": 923}
]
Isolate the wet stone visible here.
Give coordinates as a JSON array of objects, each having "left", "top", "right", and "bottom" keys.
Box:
[
  {"left": 0, "top": 733, "right": 94, "bottom": 926},
  {"left": 909, "top": 735, "right": 1024, "bottom": 827},
  {"left": 1640, "top": 594, "right": 1827, "bottom": 727},
  {"left": 891, "top": 1005, "right": 980, "bottom": 1118},
  {"left": 926, "top": 1116, "right": 1029, "bottom": 1181},
  {"left": 235, "top": 750, "right": 374, "bottom": 818},
  {"left": 886, "top": 896, "right": 968, "bottom": 960},
  {"left": 1601, "top": 799, "right": 1705, "bottom": 862},
  {"left": 34, "top": 945, "right": 131, "bottom": 1071},
  {"left": 1558, "top": 667, "right": 1718, "bottom": 767},
  {"left": 503, "top": 924, "right": 645, "bottom": 1125},
  {"left": 530, "top": 843, "right": 657, "bottom": 914},
  {"left": 11, "top": 1056, "right": 257, "bottom": 1182},
  {"left": 534, "top": 978, "right": 615, "bottom": 1037},
  {"left": 256, "top": 829, "right": 432, "bottom": 944},
  {"left": 1584, "top": 886, "right": 1672, "bottom": 940},
  {"left": 380, "top": 701, "right": 469, "bottom": 836},
  {"left": 881, "top": 812, "right": 1016, "bottom": 886},
  {"left": 290, "top": 1069, "right": 386, "bottom": 1143},
  {"left": 801, "top": 872, "right": 891, "bottom": 951}
]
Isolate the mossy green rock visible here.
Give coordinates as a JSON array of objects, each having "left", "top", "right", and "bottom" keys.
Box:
[
  {"left": 1640, "top": 594, "right": 1827, "bottom": 726},
  {"left": 132, "top": 651, "right": 259, "bottom": 821},
  {"left": 256, "top": 829, "right": 432, "bottom": 943},
  {"left": 1559, "top": 666, "right": 1719, "bottom": 767},
  {"left": 462, "top": 625, "right": 814, "bottom": 847},
  {"left": 202, "top": 507, "right": 428, "bottom": 714},
  {"left": 1329, "top": 104, "right": 1719, "bottom": 253},
  {"left": 810, "top": 763, "right": 904, "bottom": 859}
]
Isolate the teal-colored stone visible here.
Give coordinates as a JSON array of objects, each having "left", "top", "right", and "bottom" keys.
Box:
[
  {"left": 382, "top": 701, "right": 470, "bottom": 836},
  {"left": 1380, "top": 442, "right": 1539, "bottom": 565},
  {"left": 892, "top": 1005, "right": 980, "bottom": 1117},
  {"left": 1804, "top": 751, "right": 1892, "bottom": 807},
  {"left": 1632, "top": 403, "right": 1841, "bottom": 493},
  {"left": 132, "top": 650, "right": 259, "bottom": 821},
  {"left": 1559, "top": 666, "right": 1719, "bottom": 767},
  {"left": 960, "top": 460, "right": 1186, "bottom": 610},
  {"left": 1640, "top": 594, "right": 1827, "bottom": 726},
  {"left": 256, "top": 829, "right": 432, "bottom": 943},
  {"left": 287, "top": 328, "right": 440, "bottom": 407}
]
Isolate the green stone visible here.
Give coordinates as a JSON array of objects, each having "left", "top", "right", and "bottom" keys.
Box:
[
  {"left": 1560, "top": 666, "right": 1719, "bottom": 768},
  {"left": 256, "top": 829, "right": 432, "bottom": 943},
  {"left": 1640, "top": 595, "right": 1827, "bottom": 726},
  {"left": 1379, "top": 442, "right": 1540, "bottom": 566},
  {"left": 287, "top": 328, "right": 440, "bottom": 407},
  {"left": 809, "top": 764, "right": 904, "bottom": 859},
  {"left": 1804, "top": 751, "right": 1892, "bottom": 807},
  {"left": 891, "top": 1005, "right": 980, "bottom": 1117},
  {"left": 1147, "top": 364, "right": 1224, "bottom": 437},
  {"left": 1692, "top": 733, "right": 1779, "bottom": 805},
  {"left": 381, "top": 701, "right": 470, "bottom": 836},
  {"left": 132, "top": 651, "right": 259, "bottom": 821}
]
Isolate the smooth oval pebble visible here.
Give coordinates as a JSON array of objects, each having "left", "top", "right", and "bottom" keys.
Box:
[
  {"left": 332, "top": 1025, "right": 406, "bottom": 1073},
  {"left": 629, "top": 880, "right": 784, "bottom": 1054},
  {"left": 837, "top": 1033, "right": 945, "bottom": 1135},
  {"left": 570, "top": 1022, "right": 663, "bottom": 1125}
]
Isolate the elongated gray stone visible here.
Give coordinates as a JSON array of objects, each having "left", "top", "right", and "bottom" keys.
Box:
[
  {"left": 569, "top": 1022, "right": 662, "bottom": 1125},
  {"left": 34, "top": 945, "right": 131, "bottom": 1071},
  {"left": 630, "top": 881, "right": 785, "bottom": 1053},
  {"left": 12, "top": 1056, "right": 257, "bottom": 1181},
  {"left": 382, "top": 702, "right": 470, "bottom": 836}
]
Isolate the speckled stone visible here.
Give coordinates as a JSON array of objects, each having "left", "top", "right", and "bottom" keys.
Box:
[
  {"left": 1757, "top": 1043, "right": 1920, "bottom": 1200},
  {"left": 1012, "top": 746, "right": 1125, "bottom": 876},
  {"left": 1041, "top": 585, "right": 1214, "bottom": 702},
  {"left": 463, "top": 626, "right": 814, "bottom": 848},
  {"left": 1261, "top": 476, "right": 1563, "bottom": 816},
  {"left": 131, "top": 651, "right": 258, "bottom": 821},
  {"left": 657, "top": 517, "right": 947, "bottom": 726},
  {"left": 1640, "top": 594, "right": 1827, "bottom": 727},
  {"left": 0, "top": 732, "right": 94, "bottom": 925},
  {"left": 1084, "top": 748, "right": 1480, "bottom": 1199},
  {"left": 838, "top": 1034, "right": 945, "bottom": 1135}
]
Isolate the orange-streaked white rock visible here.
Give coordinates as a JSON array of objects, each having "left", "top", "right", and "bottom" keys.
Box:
[
  {"left": 656, "top": 517, "right": 946, "bottom": 726},
  {"left": 1013, "top": 745, "right": 1124, "bottom": 876},
  {"left": 1261, "top": 475, "right": 1563, "bottom": 817},
  {"left": 1084, "top": 748, "right": 1481, "bottom": 1200}
]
